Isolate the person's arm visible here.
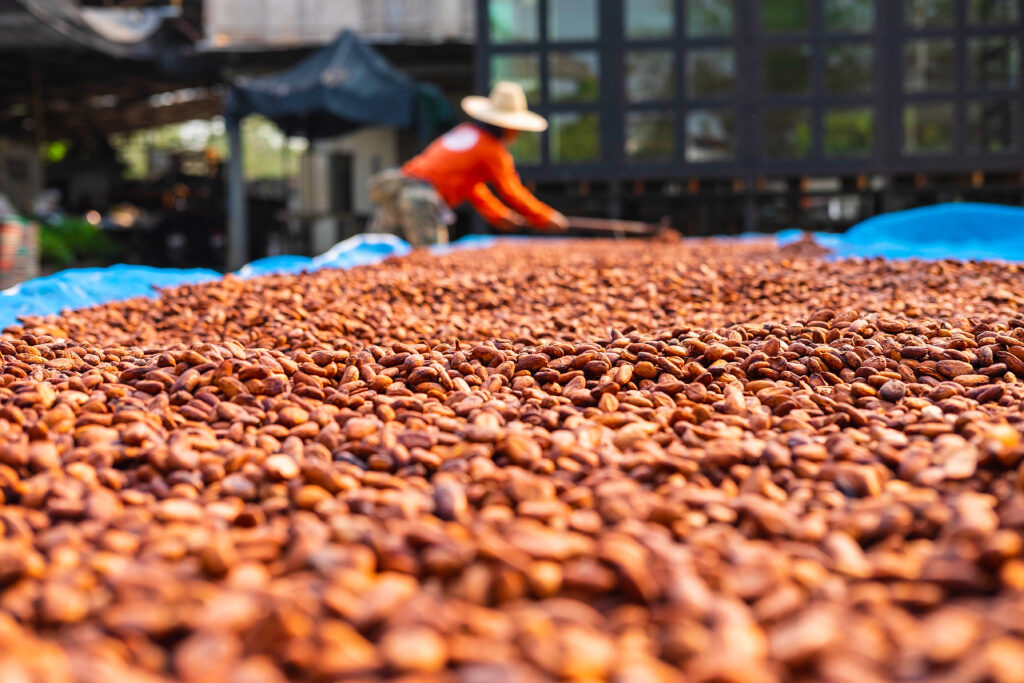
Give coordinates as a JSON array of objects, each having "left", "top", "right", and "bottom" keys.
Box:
[
  {"left": 467, "top": 183, "right": 517, "bottom": 228},
  {"left": 487, "top": 148, "right": 560, "bottom": 228}
]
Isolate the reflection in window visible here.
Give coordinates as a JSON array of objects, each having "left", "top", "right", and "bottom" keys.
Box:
[
  {"left": 967, "top": 100, "right": 1018, "bottom": 153},
  {"left": 625, "top": 0, "right": 675, "bottom": 40},
  {"left": 968, "top": 37, "right": 1020, "bottom": 90},
  {"left": 508, "top": 131, "right": 542, "bottom": 165},
  {"left": 549, "top": 0, "right": 599, "bottom": 41},
  {"left": 686, "top": 109, "right": 737, "bottom": 162},
  {"left": 825, "top": 44, "right": 874, "bottom": 95},
  {"left": 762, "top": 0, "right": 812, "bottom": 33},
  {"left": 687, "top": 48, "right": 737, "bottom": 98},
  {"left": 491, "top": 54, "right": 541, "bottom": 104},
  {"left": 549, "top": 51, "right": 600, "bottom": 102},
  {"left": 904, "top": 0, "right": 954, "bottom": 28},
  {"left": 550, "top": 112, "right": 601, "bottom": 162},
  {"left": 903, "top": 39, "right": 955, "bottom": 93},
  {"left": 686, "top": 0, "right": 734, "bottom": 37},
  {"left": 762, "top": 45, "right": 813, "bottom": 96},
  {"left": 968, "top": 0, "right": 1019, "bottom": 24},
  {"left": 825, "top": 108, "right": 874, "bottom": 157},
  {"left": 626, "top": 50, "right": 675, "bottom": 102},
  {"left": 489, "top": 0, "right": 539, "bottom": 43},
  {"left": 626, "top": 111, "right": 675, "bottom": 161},
  {"left": 825, "top": 0, "right": 875, "bottom": 32},
  {"left": 904, "top": 102, "right": 955, "bottom": 155},
  {"left": 761, "top": 108, "right": 812, "bottom": 159}
]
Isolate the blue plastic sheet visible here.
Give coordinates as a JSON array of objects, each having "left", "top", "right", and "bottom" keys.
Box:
[
  {"left": 5, "top": 203, "right": 1023, "bottom": 329},
  {"left": 776, "top": 203, "right": 1024, "bottom": 262},
  {"left": 0, "top": 233, "right": 414, "bottom": 329},
  {"left": 234, "top": 233, "right": 411, "bottom": 278},
  {"left": 0, "top": 264, "right": 221, "bottom": 330}
]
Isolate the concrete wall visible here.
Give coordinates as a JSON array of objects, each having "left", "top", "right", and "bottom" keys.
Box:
[
  {"left": 205, "top": 0, "right": 475, "bottom": 48},
  {"left": 298, "top": 127, "right": 399, "bottom": 253}
]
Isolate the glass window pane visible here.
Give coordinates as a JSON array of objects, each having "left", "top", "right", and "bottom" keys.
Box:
[
  {"left": 686, "top": 109, "right": 737, "bottom": 161},
  {"left": 904, "top": 102, "right": 955, "bottom": 155},
  {"left": 550, "top": 112, "right": 601, "bottom": 162},
  {"left": 626, "top": 0, "right": 675, "bottom": 40},
  {"left": 903, "top": 39, "right": 955, "bottom": 93},
  {"left": 967, "top": 100, "right": 1019, "bottom": 153},
  {"left": 825, "top": 44, "right": 874, "bottom": 95},
  {"left": 762, "top": 45, "right": 813, "bottom": 96},
  {"left": 626, "top": 111, "right": 676, "bottom": 161},
  {"left": 825, "top": 107, "right": 875, "bottom": 157},
  {"left": 762, "top": 0, "right": 812, "bottom": 33},
  {"left": 968, "top": 0, "right": 1019, "bottom": 24},
  {"left": 491, "top": 54, "right": 541, "bottom": 104},
  {"left": 626, "top": 50, "right": 675, "bottom": 102},
  {"left": 489, "top": 0, "right": 539, "bottom": 44},
  {"left": 687, "top": 0, "right": 734, "bottom": 37},
  {"left": 687, "top": 48, "right": 737, "bottom": 98},
  {"left": 968, "top": 37, "right": 1020, "bottom": 90},
  {"left": 549, "top": 51, "right": 600, "bottom": 102},
  {"left": 904, "top": 0, "right": 954, "bottom": 28},
  {"left": 761, "top": 107, "right": 813, "bottom": 159},
  {"left": 508, "top": 131, "right": 542, "bottom": 165},
  {"left": 549, "top": 0, "right": 599, "bottom": 41},
  {"left": 825, "top": 0, "right": 875, "bottom": 32}
]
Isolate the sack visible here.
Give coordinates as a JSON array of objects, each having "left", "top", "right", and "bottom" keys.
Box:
[{"left": 367, "top": 169, "right": 406, "bottom": 205}]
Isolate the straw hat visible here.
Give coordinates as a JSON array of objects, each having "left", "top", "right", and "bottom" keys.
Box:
[{"left": 461, "top": 81, "right": 548, "bottom": 132}]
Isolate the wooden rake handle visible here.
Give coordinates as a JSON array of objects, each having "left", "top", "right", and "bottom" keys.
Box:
[{"left": 564, "top": 216, "right": 668, "bottom": 237}]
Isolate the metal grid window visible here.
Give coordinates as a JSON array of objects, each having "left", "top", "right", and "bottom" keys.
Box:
[
  {"left": 477, "top": 0, "right": 1024, "bottom": 180},
  {"left": 895, "top": 0, "right": 1022, "bottom": 165}
]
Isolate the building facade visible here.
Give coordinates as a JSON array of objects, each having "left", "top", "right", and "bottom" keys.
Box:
[
  {"left": 477, "top": 0, "right": 1023, "bottom": 232},
  {"left": 204, "top": 0, "right": 476, "bottom": 48}
]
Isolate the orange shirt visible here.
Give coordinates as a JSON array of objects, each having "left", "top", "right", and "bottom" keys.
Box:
[{"left": 402, "top": 123, "right": 556, "bottom": 227}]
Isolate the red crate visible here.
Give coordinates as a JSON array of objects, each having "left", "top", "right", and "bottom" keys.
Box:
[{"left": 0, "top": 219, "right": 39, "bottom": 291}]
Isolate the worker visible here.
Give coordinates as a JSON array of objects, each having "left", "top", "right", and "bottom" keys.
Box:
[{"left": 367, "top": 81, "right": 569, "bottom": 246}]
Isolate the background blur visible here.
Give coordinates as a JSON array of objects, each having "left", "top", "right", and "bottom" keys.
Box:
[{"left": 0, "top": 0, "right": 1021, "bottom": 278}]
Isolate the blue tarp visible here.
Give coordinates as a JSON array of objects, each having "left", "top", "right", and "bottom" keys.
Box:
[
  {"left": 5, "top": 202, "right": 1024, "bottom": 330},
  {"left": 0, "top": 233, "right": 413, "bottom": 329},
  {"left": 777, "top": 202, "right": 1024, "bottom": 261},
  {"left": 0, "top": 264, "right": 221, "bottom": 329},
  {"left": 227, "top": 30, "right": 455, "bottom": 144}
]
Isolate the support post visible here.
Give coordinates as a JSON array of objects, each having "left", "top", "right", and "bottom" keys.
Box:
[{"left": 226, "top": 115, "right": 248, "bottom": 272}]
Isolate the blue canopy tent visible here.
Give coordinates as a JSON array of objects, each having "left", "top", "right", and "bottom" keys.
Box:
[{"left": 223, "top": 30, "right": 456, "bottom": 270}]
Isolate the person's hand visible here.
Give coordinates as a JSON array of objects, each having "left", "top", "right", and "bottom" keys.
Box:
[
  {"left": 540, "top": 212, "right": 569, "bottom": 233},
  {"left": 495, "top": 214, "right": 526, "bottom": 233}
]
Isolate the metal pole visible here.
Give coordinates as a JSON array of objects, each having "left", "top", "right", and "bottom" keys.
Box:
[
  {"left": 226, "top": 115, "right": 247, "bottom": 271},
  {"left": 30, "top": 52, "right": 47, "bottom": 149}
]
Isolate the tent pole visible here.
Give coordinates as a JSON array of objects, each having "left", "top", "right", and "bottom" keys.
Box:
[{"left": 226, "top": 115, "right": 248, "bottom": 272}]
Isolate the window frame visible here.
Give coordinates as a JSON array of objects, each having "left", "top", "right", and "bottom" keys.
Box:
[{"left": 475, "top": 0, "right": 1024, "bottom": 180}]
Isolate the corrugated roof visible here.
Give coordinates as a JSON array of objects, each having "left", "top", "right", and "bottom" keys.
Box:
[{"left": 0, "top": 0, "right": 177, "bottom": 56}]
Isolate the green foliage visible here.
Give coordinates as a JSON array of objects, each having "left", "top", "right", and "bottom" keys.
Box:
[
  {"left": 44, "top": 141, "right": 69, "bottom": 164},
  {"left": 825, "top": 44, "right": 874, "bottom": 95},
  {"left": 38, "top": 227, "right": 74, "bottom": 267},
  {"left": 762, "top": 46, "right": 812, "bottom": 95},
  {"left": 825, "top": 108, "right": 874, "bottom": 158},
  {"left": 687, "top": 0, "right": 734, "bottom": 37},
  {"left": 762, "top": 0, "right": 811, "bottom": 32},
  {"left": 508, "top": 132, "right": 542, "bottom": 165},
  {"left": 762, "top": 109, "right": 812, "bottom": 159},
  {"left": 110, "top": 116, "right": 306, "bottom": 181},
  {"left": 627, "top": 113, "right": 674, "bottom": 161},
  {"left": 824, "top": 0, "right": 874, "bottom": 31},
  {"left": 38, "top": 217, "right": 122, "bottom": 266},
  {"left": 552, "top": 113, "right": 600, "bottom": 163}
]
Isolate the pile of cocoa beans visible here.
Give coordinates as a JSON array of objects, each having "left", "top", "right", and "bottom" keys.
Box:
[{"left": 2, "top": 238, "right": 1024, "bottom": 682}]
